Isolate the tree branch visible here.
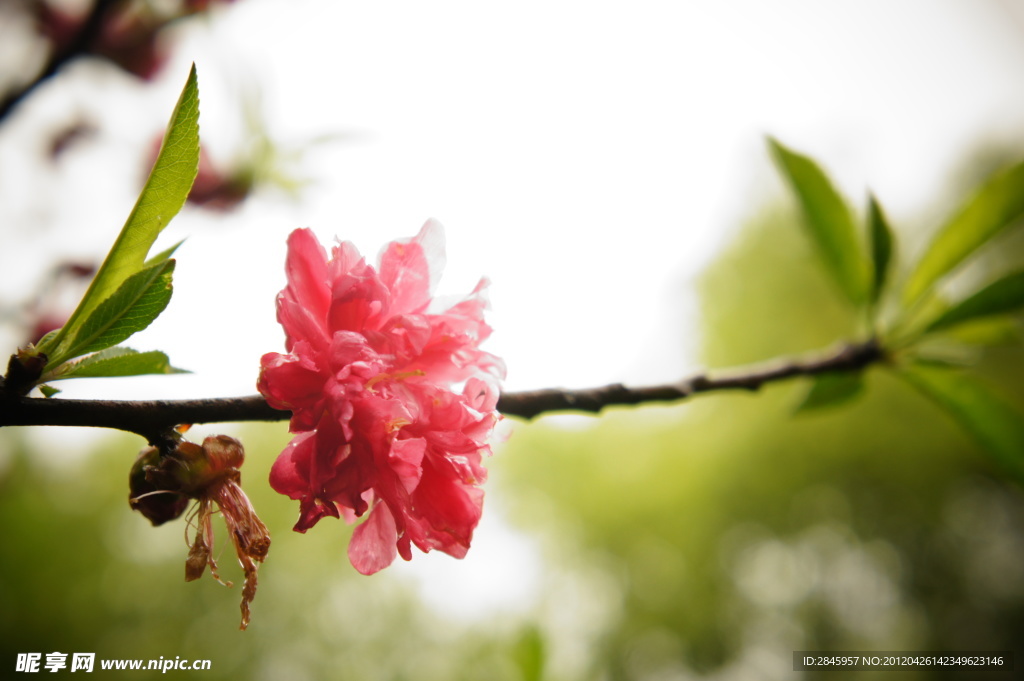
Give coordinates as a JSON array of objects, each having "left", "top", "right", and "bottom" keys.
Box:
[
  {"left": 496, "top": 339, "right": 883, "bottom": 419},
  {"left": 0, "top": 339, "right": 883, "bottom": 443},
  {"left": 0, "top": 393, "right": 280, "bottom": 443}
]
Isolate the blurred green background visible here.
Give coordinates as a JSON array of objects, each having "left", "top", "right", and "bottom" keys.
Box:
[{"left": 3, "top": 193, "right": 1022, "bottom": 680}]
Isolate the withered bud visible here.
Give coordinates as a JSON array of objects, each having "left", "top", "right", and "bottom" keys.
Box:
[
  {"left": 128, "top": 434, "right": 271, "bottom": 630},
  {"left": 128, "top": 434, "right": 245, "bottom": 520},
  {"left": 129, "top": 445, "right": 189, "bottom": 525}
]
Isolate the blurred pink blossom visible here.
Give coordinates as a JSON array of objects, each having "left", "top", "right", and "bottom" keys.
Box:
[{"left": 259, "top": 221, "right": 504, "bottom": 574}]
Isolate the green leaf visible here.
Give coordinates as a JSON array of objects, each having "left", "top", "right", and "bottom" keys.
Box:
[
  {"left": 48, "top": 260, "right": 175, "bottom": 366},
  {"left": 54, "top": 347, "right": 187, "bottom": 380},
  {"left": 38, "top": 385, "right": 61, "bottom": 398},
  {"left": 898, "top": 363, "right": 1024, "bottom": 481},
  {"left": 925, "top": 269, "right": 1024, "bottom": 333},
  {"left": 903, "top": 158, "right": 1024, "bottom": 305},
  {"left": 938, "top": 315, "right": 1022, "bottom": 347},
  {"left": 867, "top": 193, "right": 895, "bottom": 304},
  {"left": 33, "top": 329, "right": 59, "bottom": 351},
  {"left": 768, "top": 137, "right": 871, "bottom": 305},
  {"left": 39, "top": 65, "right": 199, "bottom": 364},
  {"left": 906, "top": 342, "right": 981, "bottom": 369},
  {"left": 144, "top": 239, "right": 184, "bottom": 268},
  {"left": 794, "top": 371, "right": 865, "bottom": 414}
]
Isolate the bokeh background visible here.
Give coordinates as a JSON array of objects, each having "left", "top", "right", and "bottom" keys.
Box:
[{"left": 2, "top": 1, "right": 1023, "bottom": 679}]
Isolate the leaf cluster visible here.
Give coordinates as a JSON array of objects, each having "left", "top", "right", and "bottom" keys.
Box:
[
  {"left": 7, "top": 66, "right": 202, "bottom": 397},
  {"left": 771, "top": 138, "right": 1024, "bottom": 479}
]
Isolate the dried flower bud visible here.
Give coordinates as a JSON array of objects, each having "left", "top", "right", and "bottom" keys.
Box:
[
  {"left": 128, "top": 445, "right": 189, "bottom": 526},
  {"left": 128, "top": 434, "right": 270, "bottom": 629}
]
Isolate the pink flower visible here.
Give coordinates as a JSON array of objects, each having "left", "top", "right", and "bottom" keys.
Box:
[{"left": 259, "top": 221, "right": 504, "bottom": 574}]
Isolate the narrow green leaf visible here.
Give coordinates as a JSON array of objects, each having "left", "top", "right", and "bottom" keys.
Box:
[
  {"left": 39, "top": 385, "right": 61, "bottom": 398},
  {"left": 898, "top": 363, "right": 1024, "bottom": 480},
  {"left": 867, "top": 193, "right": 895, "bottom": 304},
  {"left": 939, "top": 315, "right": 1022, "bottom": 346},
  {"left": 33, "top": 329, "right": 59, "bottom": 351},
  {"left": 926, "top": 269, "right": 1024, "bottom": 333},
  {"left": 794, "top": 371, "right": 865, "bottom": 414},
  {"left": 887, "top": 290, "right": 950, "bottom": 348},
  {"left": 906, "top": 342, "right": 981, "bottom": 369},
  {"left": 40, "top": 65, "right": 199, "bottom": 363},
  {"left": 768, "top": 137, "right": 871, "bottom": 305},
  {"left": 54, "top": 347, "right": 187, "bottom": 380},
  {"left": 50, "top": 260, "right": 175, "bottom": 365},
  {"left": 144, "top": 239, "right": 185, "bottom": 268},
  {"left": 903, "top": 158, "right": 1024, "bottom": 305}
]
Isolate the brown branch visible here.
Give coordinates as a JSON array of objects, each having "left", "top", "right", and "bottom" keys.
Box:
[
  {"left": 0, "top": 394, "right": 281, "bottom": 443},
  {"left": 0, "top": 339, "right": 883, "bottom": 442},
  {"left": 495, "top": 339, "right": 883, "bottom": 418}
]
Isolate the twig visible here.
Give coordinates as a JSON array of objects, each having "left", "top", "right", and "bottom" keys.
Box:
[
  {"left": 0, "top": 340, "right": 883, "bottom": 443},
  {"left": 496, "top": 339, "right": 883, "bottom": 419}
]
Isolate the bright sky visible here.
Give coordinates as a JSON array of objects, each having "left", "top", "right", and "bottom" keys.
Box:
[
  {"left": 2, "top": 0, "right": 1024, "bottom": 617},
  {"left": 3, "top": 0, "right": 1024, "bottom": 400}
]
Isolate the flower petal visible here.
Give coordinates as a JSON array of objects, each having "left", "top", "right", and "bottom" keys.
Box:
[
  {"left": 379, "top": 219, "right": 445, "bottom": 314},
  {"left": 268, "top": 431, "right": 315, "bottom": 500},
  {"left": 277, "top": 229, "right": 332, "bottom": 351},
  {"left": 328, "top": 267, "right": 388, "bottom": 333},
  {"left": 258, "top": 350, "right": 327, "bottom": 430},
  {"left": 348, "top": 502, "right": 399, "bottom": 574},
  {"left": 284, "top": 229, "right": 330, "bottom": 320},
  {"left": 389, "top": 436, "right": 426, "bottom": 494}
]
